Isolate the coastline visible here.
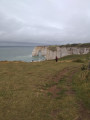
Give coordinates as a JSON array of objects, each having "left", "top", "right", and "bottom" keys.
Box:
[{"left": 0, "top": 59, "right": 46, "bottom": 63}]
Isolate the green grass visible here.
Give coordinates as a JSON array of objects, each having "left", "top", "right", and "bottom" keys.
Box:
[
  {"left": 0, "top": 54, "right": 90, "bottom": 120},
  {"left": 59, "top": 53, "right": 90, "bottom": 61},
  {"left": 72, "top": 70, "right": 90, "bottom": 109}
]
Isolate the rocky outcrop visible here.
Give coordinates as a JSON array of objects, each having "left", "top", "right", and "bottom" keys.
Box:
[{"left": 32, "top": 46, "right": 90, "bottom": 60}]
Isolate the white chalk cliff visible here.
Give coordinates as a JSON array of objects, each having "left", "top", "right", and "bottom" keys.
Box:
[{"left": 32, "top": 46, "right": 90, "bottom": 60}]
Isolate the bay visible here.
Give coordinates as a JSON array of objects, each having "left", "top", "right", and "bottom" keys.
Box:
[{"left": 0, "top": 46, "right": 45, "bottom": 62}]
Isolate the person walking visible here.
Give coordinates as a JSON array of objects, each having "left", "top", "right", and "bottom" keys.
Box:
[{"left": 55, "top": 56, "right": 58, "bottom": 62}]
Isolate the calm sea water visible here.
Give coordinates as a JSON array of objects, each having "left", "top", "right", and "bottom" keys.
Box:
[{"left": 0, "top": 46, "right": 45, "bottom": 62}]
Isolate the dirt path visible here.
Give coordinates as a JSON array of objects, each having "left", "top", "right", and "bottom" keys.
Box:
[
  {"left": 47, "top": 67, "right": 79, "bottom": 119},
  {"left": 45, "top": 66, "right": 90, "bottom": 120},
  {"left": 47, "top": 67, "right": 79, "bottom": 98}
]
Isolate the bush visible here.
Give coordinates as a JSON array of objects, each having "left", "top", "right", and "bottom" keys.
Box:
[{"left": 81, "top": 64, "right": 87, "bottom": 70}]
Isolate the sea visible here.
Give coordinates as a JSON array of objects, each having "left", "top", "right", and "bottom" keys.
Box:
[{"left": 0, "top": 46, "right": 45, "bottom": 62}]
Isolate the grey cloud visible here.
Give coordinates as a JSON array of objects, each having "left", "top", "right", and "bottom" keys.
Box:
[
  {"left": 0, "top": 12, "right": 23, "bottom": 32},
  {"left": 0, "top": 0, "right": 90, "bottom": 43}
]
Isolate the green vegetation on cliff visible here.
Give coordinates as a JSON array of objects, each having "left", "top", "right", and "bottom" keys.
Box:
[
  {"left": 0, "top": 53, "right": 90, "bottom": 120},
  {"left": 60, "top": 43, "right": 90, "bottom": 48},
  {"left": 48, "top": 45, "right": 57, "bottom": 51},
  {"left": 47, "top": 43, "right": 90, "bottom": 51}
]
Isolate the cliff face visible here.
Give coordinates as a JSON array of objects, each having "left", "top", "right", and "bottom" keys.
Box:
[{"left": 32, "top": 46, "right": 90, "bottom": 60}]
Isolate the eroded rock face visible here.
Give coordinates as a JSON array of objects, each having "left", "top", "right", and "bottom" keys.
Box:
[
  {"left": 32, "top": 46, "right": 90, "bottom": 60},
  {"left": 32, "top": 46, "right": 47, "bottom": 57}
]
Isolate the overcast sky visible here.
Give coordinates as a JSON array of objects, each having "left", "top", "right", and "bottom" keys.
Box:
[{"left": 0, "top": 0, "right": 90, "bottom": 44}]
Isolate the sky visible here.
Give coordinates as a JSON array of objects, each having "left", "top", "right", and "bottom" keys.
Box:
[{"left": 0, "top": 0, "right": 90, "bottom": 44}]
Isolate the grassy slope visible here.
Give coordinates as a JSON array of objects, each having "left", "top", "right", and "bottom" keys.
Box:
[{"left": 0, "top": 54, "right": 90, "bottom": 120}]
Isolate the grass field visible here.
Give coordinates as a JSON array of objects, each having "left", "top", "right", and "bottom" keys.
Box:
[{"left": 0, "top": 54, "right": 90, "bottom": 120}]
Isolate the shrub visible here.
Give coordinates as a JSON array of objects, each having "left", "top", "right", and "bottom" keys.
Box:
[{"left": 81, "top": 64, "right": 87, "bottom": 70}]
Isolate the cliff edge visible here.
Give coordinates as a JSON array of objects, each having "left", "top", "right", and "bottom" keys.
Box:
[{"left": 32, "top": 44, "right": 90, "bottom": 60}]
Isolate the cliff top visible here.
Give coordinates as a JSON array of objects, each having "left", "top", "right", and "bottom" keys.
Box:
[
  {"left": 60, "top": 43, "right": 90, "bottom": 48},
  {"left": 47, "top": 43, "right": 90, "bottom": 51}
]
